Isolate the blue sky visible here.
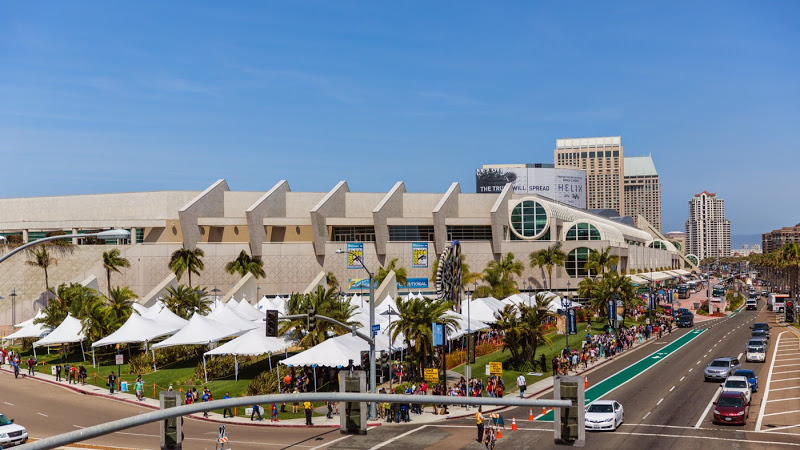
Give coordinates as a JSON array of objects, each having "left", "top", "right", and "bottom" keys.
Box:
[{"left": 2, "top": 2, "right": 799, "bottom": 237}]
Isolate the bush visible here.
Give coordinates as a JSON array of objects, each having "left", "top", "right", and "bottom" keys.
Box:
[
  {"left": 20, "top": 338, "right": 35, "bottom": 352},
  {"left": 195, "top": 355, "right": 253, "bottom": 381},
  {"left": 128, "top": 352, "right": 155, "bottom": 375},
  {"left": 246, "top": 369, "right": 280, "bottom": 396},
  {"left": 507, "top": 360, "right": 537, "bottom": 372},
  {"left": 696, "top": 301, "right": 709, "bottom": 316}
]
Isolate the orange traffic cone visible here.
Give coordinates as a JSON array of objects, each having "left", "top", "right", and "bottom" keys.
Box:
[
  {"left": 541, "top": 407, "right": 547, "bottom": 416},
  {"left": 584, "top": 376, "right": 589, "bottom": 389},
  {"left": 511, "top": 417, "right": 518, "bottom": 430},
  {"left": 529, "top": 409, "right": 534, "bottom": 421},
  {"left": 496, "top": 428, "right": 503, "bottom": 439}
]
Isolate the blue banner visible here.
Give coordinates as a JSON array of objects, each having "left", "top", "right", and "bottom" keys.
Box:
[
  {"left": 348, "top": 277, "right": 430, "bottom": 290},
  {"left": 433, "top": 322, "right": 445, "bottom": 347},
  {"left": 567, "top": 309, "right": 577, "bottom": 335},
  {"left": 405, "top": 277, "right": 429, "bottom": 289},
  {"left": 608, "top": 300, "right": 615, "bottom": 323},
  {"left": 346, "top": 243, "right": 363, "bottom": 269}
]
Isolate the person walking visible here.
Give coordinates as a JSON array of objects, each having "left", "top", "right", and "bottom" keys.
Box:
[
  {"left": 222, "top": 392, "right": 233, "bottom": 418},
  {"left": 135, "top": 376, "right": 144, "bottom": 401},
  {"left": 303, "top": 400, "right": 313, "bottom": 426},
  {"left": 475, "top": 406, "right": 485, "bottom": 442},
  {"left": 540, "top": 353, "right": 547, "bottom": 373},
  {"left": 79, "top": 366, "right": 87, "bottom": 386},
  {"left": 517, "top": 374, "right": 527, "bottom": 398},
  {"left": 552, "top": 356, "right": 559, "bottom": 377},
  {"left": 326, "top": 401, "right": 333, "bottom": 419},
  {"left": 271, "top": 403, "right": 279, "bottom": 422},
  {"left": 27, "top": 356, "right": 35, "bottom": 376},
  {"left": 108, "top": 372, "right": 116, "bottom": 394},
  {"left": 251, "top": 403, "right": 263, "bottom": 421},
  {"left": 55, "top": 363, "right": 62, "bottom": 382}
]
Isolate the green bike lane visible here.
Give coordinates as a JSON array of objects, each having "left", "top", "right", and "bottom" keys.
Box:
[{"left": 537, "top": 328, "right": 707, "bottom": 421}]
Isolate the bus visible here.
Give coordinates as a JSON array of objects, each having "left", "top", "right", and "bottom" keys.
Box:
[
  {"left": 677, "top": 284, "right": 690, "bottom": 299},
  {"left": 712, "top": 285, "right": 726, "bottom": 301}
]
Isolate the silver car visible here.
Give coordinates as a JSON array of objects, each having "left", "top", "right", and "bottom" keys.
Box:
[{"left": 704, "top": 357, "right": 742, "bottom": 382}]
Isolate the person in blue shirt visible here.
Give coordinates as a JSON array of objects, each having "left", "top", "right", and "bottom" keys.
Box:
[{"left": 222, "top": 392, "right": 233, "bottom": 418}]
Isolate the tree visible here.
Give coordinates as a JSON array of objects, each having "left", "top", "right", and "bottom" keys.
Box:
[
  {"left": 325, "top": 271, "right": 339, "bottom": 290},
  {"left": 529, "top": 243, "right": 567, "bottom": 290},
  {"left": 279, "top": 286, "right": 359, "bottom": 349},
  {"left": 169, "top": 248, "right": 205, "bottom": 287},
  {"left": 491, "top": 304, "right": 523, "bottom": 363},
  {"left": 103, "top": 249, "right": 131, "bottom": 295},
  {"left": 103, "top": 286, "right": 137, "bottom": 328},
  {"left": 479, "top": 253, "right": 523, "bottom": 299},
  {"left": 26, "top": 247, "right": 58, "bottom": 292},
  {"left": 585, "top": 247, "right": 619, "bottom": 278},
  {"left": 388, "top": 297, "right": 460, "bottom": 380},
  {"left": 375, "top": 258, "right": 409, "bottom": 288},
  {"left": 518, "top": 293, "right": 556, "bottom": 362},
  {"left": 225, "top": 250, "right": 266, "bottom": 279},
  {"left": 162, "top": 284, "right": 211, "bottom": 319}
]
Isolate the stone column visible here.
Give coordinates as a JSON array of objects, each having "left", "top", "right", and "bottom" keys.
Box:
[
  {"left": 72, "top": 228, "right": 79, "bottom": 245},
  {"left": 130, "top": 227, "right": 137, "bottom": 244},
  {"left": 22, "top": 229, "right": 28, "bottom": 243}
]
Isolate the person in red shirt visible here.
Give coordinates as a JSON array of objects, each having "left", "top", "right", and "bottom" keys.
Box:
[{"left": 420, "top": 381, "right": 428, "bottom": 395}]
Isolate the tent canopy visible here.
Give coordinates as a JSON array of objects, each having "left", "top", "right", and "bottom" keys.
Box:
[
  {"left": 207, "top": 302, "right": 260, "bottom": 332},
  {"left": 464, "top": 298, "right": 506, "bottom": 324},
  {"left": 204, "top": 327, "right": 293, "bottom": 357},
  {"left": 234, "top": 299, "right": 265, "bottom": 320},
  {"left": 280, "top": 326, "right": 405, "bottom": 368},
  {"left": 152, "top": 313, "right": 242, "bottom": 349},
  {"left": 4, "top": 321, "right": 50, "bottom": 341},
  {"left": 92, "top": 313, "right": 183, "bottom": 348},
  {"left": 14, "top": 309, "right": 45, "bottom": 329},
  {"left": 33, "top": 315, "right": 85, "bottom": 347}
]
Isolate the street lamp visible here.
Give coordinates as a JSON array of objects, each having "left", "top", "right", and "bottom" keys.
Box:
[
  {"left": 380, "top": 306, "right": 398, "bottom": 393},
  {"left": 0, "top": 229, "right": 131, "bottom": 265},
  {"left": 10, "top": 289, "right": 17, "bottom": 327},
  {"left": 335, "top": 248, "right": 376, "bottom": 418}
]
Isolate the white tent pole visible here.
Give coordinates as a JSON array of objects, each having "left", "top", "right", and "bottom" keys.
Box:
[
  {"left": 80, "top": 341, "right": 86, "bottom": 362},
  {"left": 313, "top": 365, "right": 317, "bottom": 393},
  {"left": 33, "top": 346, "right": 37, "bottom": 359},
  {"left": 152, "top": 349, "right": 157, "bottom": 372},
  {"left": 234, "top": 356, "right": 238, "bottom": 382},
  {"left": 92, "top": 349, "right": 96, "bottom": 368},
  {"left": 277, "top": 364, "right": 281, "bottom": 393},
  {"left": 268, "top": 353, "right": 272, "bottom": 371},
  {"left": 203, "top": 356, "right": 208, "bottom": 384}
]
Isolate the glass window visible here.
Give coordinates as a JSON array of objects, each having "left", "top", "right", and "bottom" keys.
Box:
[
  {"left": 388, "top": 225, "right": 434, "bottom": 242},
  {"left": 509, "top": 200, "right": 549, "bottom": 239},
  {"left": 331, "top": 226, "right": 376, "bottom": 242},
  {"left": 446, "top": 226, "right": 492, "bottom": 241},
  {"left": 566, "top": 248, "right": 591, "bottom": 277},
  {"left": 565, "top": 222, "right": 601, "bottom": 241}
]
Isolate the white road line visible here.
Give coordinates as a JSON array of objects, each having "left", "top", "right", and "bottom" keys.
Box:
[
  {"left": 695, "top": 386, "right": 722, "bottom": 428},
  {"left": 680, "top": 376, "right": 685, "bottom": 382},
  {"left": 606, "top": 430, "right": 800, "bottom": 446},
  {"left": 772, "top": 370, "right": 798, "bottom": 375},
  {"left": 768, "top": 396, "right": 800, "bottom": 403},
  {"left": 772, "top": 377, "right": 800, "bottom": 383},
  {"left": 3, "top": 402, "right": 13, "bottom": 406},
  {"left": 774, "top": 363, "right": 800, "bottom": 368},
  {"left": 737, "top": 352, "right": 743, "bottom": 360},
  {"left": 370, "top": 425, "right": 428, "bottom": 450},
  {"left": 774, "top": 357, "right": 800, "bottom": 362},
  {"left": 310, "top": 435, "right": 352, "bottom": 450},
  {"left": 760, "top": 423, "right": 800, "bottom": 432},
  {"left": 37, "top": 412, "right": 47, "bottom": 417},
  {"left": 757, "top": 331, "right": 788, "bottom": 432},
  {"left": 669, "top": 386, "right": 675, "bottom": 392},
  {"left": 72, "top": 425, "right": 85, "bottom": 429},
  {"left": 689, "top": 368, "right": 693, "bottom": 372},
  {"left": 657, "top": 398, "right": 664, "bottom": 406},
  {"left": 770, "top": 386, "right": 800, "bottom": 392},
  {"left": 697, "top": 361, "right": 701, "bottom": 365},
  {"left": 643, "top": 411, "right": 651, "bottom": 419},
  {"left": 764, "top": 409, "right": 800, "bottom": 417},
  {"left": 704, "top": 354, "right": 708, "bottom": 358}
]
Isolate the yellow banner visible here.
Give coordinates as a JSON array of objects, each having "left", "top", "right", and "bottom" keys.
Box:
[
  {"left": 488, "top": 362, "right": 503, "bottom": 375},
  {"left": 424, "top": 368, "right": 439, "bottom": 382}
]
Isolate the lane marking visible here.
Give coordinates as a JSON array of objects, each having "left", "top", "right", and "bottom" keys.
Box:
[
  {"left": 768, "top": 396, "right": 800, "bottom": 403},
  {"left": 737, "top": 352, "right": 743, "bottom": 360},
  {"left": 680, "top": 376, "right": 685, "bottom": 382},
  {"left": 695, "top": 386, "right": 722, "bottom": 428},
  {"left": 772, "top": 370, "right": 799, "bottom": 375},
  {"left": 772, "top": 377, "right": 800, "bottom": 383},
  {"left": 37, "top": 412, "right": 47, "bottom": 417},
  {"left": 643, "top": 411, "right": 651, "bottom": 419},
  {"left": 774, "top": 357, "right": 800, "bottom": 362},
  {"left": 604, "top": 430, "right": 800, "bottom": 446},
  {"left": 764, "top": 409, "right": 800, "bottom": 417},
  {"left": 689, "top": 368, "right": 693, "bottom": 372},
  {"left": 370, "top": 425, "right": 429, "bottom": 450},
  {"left": 657, "top": 398, "right": 664, "bottom": 405},
  {"left": 770, "top": 386, "right": 800, "bottom": 392},
  {"left": 72, "top": 425, "right": 85, "bottom": 429},
  {"left": 3, "top": 402, "right": 13, "bottom": 406},
  {"left": 761, "top": 423, "right": 800, "bottom": 433},
  {"left": 774, "top": 363, "right": 800, "bottom": 368},
  {"left": 757, "top": 331, "right": 788, "bottom": 431},
  {"left": 669, "top": 386, "right": 675, "bottom": 392},
  {"left": 697, "top": 361, "right": 701, "bottom": 365},
  {"left": 310, "top": 435, "right": 352, "bottom": 450}
]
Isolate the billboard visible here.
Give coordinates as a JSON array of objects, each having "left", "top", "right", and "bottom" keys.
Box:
[
  {"left": 346, "top": 243, "right": 363, "bottom": 269},
  {"left": 411, "top": 242, "right": 428, "bottom": 268},
  {"left": 476, "top": 167, "right": 586, "bottom": 208}
]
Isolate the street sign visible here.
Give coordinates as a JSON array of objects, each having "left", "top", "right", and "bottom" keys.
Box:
[
  {"left": 372, "top": 331, "right": 378, "bottom": 336},
  {"left": 116, "top": 354, "right": 124, "bottom": 365},
  {"left": 424, "top": 368, "right": 439, "bottom": 383},
  {"left": 488, "top": 361, "right": 503, "bottom": 375},
  {"left": 371, "top": 324, "right": 380, "bottom": 332}
]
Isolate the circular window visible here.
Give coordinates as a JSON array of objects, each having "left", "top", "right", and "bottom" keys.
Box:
[
  {"left": 566, "top": 222, "right": 601, "bottom": 241},
  {"left": 648, "top": 240, "right": 667, "bottom": 250},
  {"left": 686, "top": 254, "right": 699, "bottom": 266},
  {"left": 509, "top": 199, "right": 549, "bottom": 239},
  {"left": 566, "top": 247, "right": 591, "bottom": 277}
]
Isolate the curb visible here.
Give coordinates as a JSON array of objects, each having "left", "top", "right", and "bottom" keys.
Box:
[{"left": 0, "top": 367, "right": 380, "bottom": 429}]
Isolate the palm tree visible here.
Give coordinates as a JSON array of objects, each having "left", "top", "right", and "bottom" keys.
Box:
[
  {"left": 35, "top": 283, "right": 100, "bottom": 329},
  {"left": 26, "top": 247, "right": 58, "bottom": 291},
  {"left": 375, "top": 258, "right": 409, "bottom": 288},
  {"left": 279, "top": 286, "right": 359, "bottom": 348},
  {"left": 225, "top": 250, "right": 266, "bottom": 280},
  {"left": 102, "top": 249, "right": 131, "bottom": 295},
  {"left": 325, "top": 271, "right": 339, "bottom": 290},
  {"left": 103, "top": 286, "right": 137, "bottom": 328},
  {"left": 169, "top": 247, "right": 205, "bottom": 287},
  {"left": 491, "top": 304, "right": 523, "bottom": 363},
  {"left": 530, "top": 243, "right": 567, "bottom": 290},
  {"left": 81, "top": 295, "right": 110, "bottom": 343},
  {"left": 479, "top": 253, "right": 523, "bottom": 299},
  {"left": 388, "top": 297, "right": 460, "bottom": 380},
  {"left": 518, "top": 293, "right": 556, "bottom": 361},
  {"left": 162, "top": 284, "right": 211, "bottom": 319},
  {"left": 585, "top": 247, "right": 620, "bottom": 278}
]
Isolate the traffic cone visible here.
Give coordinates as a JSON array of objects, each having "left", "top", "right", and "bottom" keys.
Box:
[
  {"left": 529, "top": 409, "right": 534, "bottom": 421},
  {"left": 541, "top": 407, "right": 547, "bottom": 416},
  {"left": 496, "top": 428, "right": 503, "bottom": 439},
  {"left": 511, "top": 417, "right": 518, "bottom": 430},
  {"left": 584, "top": 376, "right": 589, "bottom": 389}
]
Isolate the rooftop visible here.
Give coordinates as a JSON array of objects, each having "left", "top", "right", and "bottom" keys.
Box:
[{"left": 623, "top": 155, "right": 658, "bottom": 177}]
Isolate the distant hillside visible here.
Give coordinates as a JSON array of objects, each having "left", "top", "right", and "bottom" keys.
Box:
[{"left": 731, "top": 234, "right": 762, "bottom": 249}]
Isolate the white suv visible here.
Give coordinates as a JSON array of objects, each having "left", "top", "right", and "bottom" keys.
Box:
[
  {"left": 0, "top": 414, "right": 27, "bottom": 447},
  {"left": 722, "top": 376, "right": 752, "bottom": 403},
  {"left": 746, "top": 340, "right": 766, "bottom": 362}
]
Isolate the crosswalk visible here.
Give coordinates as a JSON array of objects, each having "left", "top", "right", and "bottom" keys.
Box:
[{"left": 756, "top": 331, "right": 800, "bottom": 434}]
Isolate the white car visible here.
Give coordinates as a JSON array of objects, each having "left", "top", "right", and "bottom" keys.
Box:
[
  {"left": 722, "top": 376, "right": 752, "bottom": 403},
  {"left": 746, "top": 342, "right": 766, "bottom": 362},
  {"left": 584, "top": 400, "right": 624, "bottom": 431},
  {"left": 0, "top": 414, "right": 27, "bottom": 448}
]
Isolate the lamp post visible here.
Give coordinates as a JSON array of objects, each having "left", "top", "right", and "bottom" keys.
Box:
[
  {"left": 380, "top": 306, "right": 398, "bottom": 393},
  {"left": 563, "top": 280, "right": 571, "bottom": 353},
  {"left": 10, "top": 289, "right": 17, "bottom": 327},
  {"left": 335, "top": 249, "right": 376, "bottom": 419},
  {"left": 210, "top": 287, "right": 221, "bottom": 308}
]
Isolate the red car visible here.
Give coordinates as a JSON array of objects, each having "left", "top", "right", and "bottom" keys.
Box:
[{"left": 713, "top": 391, "right": 750, "bottom": 425}]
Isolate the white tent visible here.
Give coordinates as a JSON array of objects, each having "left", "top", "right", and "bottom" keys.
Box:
[
  {"left": 33, "top": 314, "right": 87, "bottom": 360},
  {"left": 92, "top": 313, "right": 183, "bottom": 348},
  {"left": 152, "top": 313, "right": 242, "bottom": 350},
  {"left": 207, "top": 302, "right": 259, "bottom": 333},
  {"left": 3, "top": 321, "right": 50, "bottom": 343},
  {"left": 234, "top": 299, "right": 265, "bottom": 320},
  {"left": 132, "top": 303, "right": 149, "bottom": 316},
  {"left": 149, "top": 306, "right": 189, "bottom": 329},
  {"left": 14, "top": 309, "right": 45, "bottom": 329},
  {"left": 447, "top": 310, "right": 490, "bottom": 339},
  {"left": 203, "top": 327, "right": 294, "bottom": 381},
  {"left": 280, "top": 327, "right": 405, "bottom": 368},
  {"left": 464, "top": 297, "right": 507, "bottom": 324}
]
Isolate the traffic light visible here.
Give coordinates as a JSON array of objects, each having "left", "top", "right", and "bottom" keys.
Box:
[
  {"left": 360, "top": 351, "right": 370, "bottom": 369},
  {"left": 380, "top": 351, "right": 388, "bottom": 370},
  {"left": 307, "top": 305, "right": 317, "bottom": 331},
  {"left": 786, "top": 300, "right": 796, "bottom": 323},
  {"left": 266, "top": 310, "right": 279, "bottom": 337},
  {"left": 467, "top": 334, "right": 476, "bottom": 364}
]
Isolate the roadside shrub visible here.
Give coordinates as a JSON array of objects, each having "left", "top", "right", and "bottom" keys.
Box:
[
  {"left": 246, "top": 369, "right": 280, "bottom": 396},
  {"left": 195, "top": 355, "right": 253, "bottom": 381},
  {"left": 128, "top": 352, "right": 155, "bottom": 375},
  {"left": 507, "top": 360, "right": 537, "bottom": 372},
  {"left": 20, "top": 338, "right": 35, "bottom": 352}
]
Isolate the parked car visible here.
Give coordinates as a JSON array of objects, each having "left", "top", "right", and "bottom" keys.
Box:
[
  {"left": 0, "top": 413, "right": 27, "bottom": 448},
  {"left": 733, "top": 369, "right": 758, "bottom": 393},
  {"left": 713, "top": 391, "right": 750, "bottom": 425},
  {"left": 584, "top": 400, "right": 624, "bottom": 431},
  {"left": 704, "top": 357, "right": 742, "bottom": 382},
  {"left": 721, "top": 376, "right": 752, "bottom": 403},
  {"left": 746, "top": 340, "right": 766, "bottom": 363}
]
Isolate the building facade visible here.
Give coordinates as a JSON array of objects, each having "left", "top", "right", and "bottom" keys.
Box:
[
  {"left": 762, "top": 224, "right": 800, "bottom": 254},
  {"left": 623, "top": 155, "right": 662, "bottom": 232},
  {"left": 555, "top": 136, "right": 625, "bottom": 216},
  {"left": 475, "top": 164, "right": 587, "bottom": 208},
  {"left": 0, "top": 180, "right": 685, "bottom": 325},
  {"left": 685, "top": 191, "right": 731, "bottom": 260},
  {"left": 663, "top": 231, "right": 686, "bottom": 255}
]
